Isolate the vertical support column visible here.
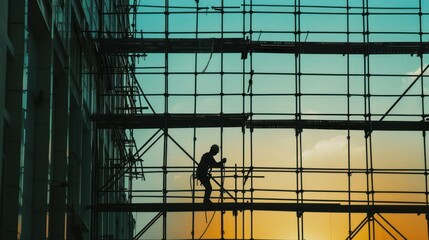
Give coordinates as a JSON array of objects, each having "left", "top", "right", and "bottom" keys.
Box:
[
  {"left": 100, "top": 137, "right": 107, "bottom": 237},
  {"left": 0, "top": 0, "right": 9, "bottom": 218},
  {"left": 2, "top": 0, "right": 26, "bottom": 238},
  {"left": 3, "top": 71, "right": 25, "bottom": 238},
  {"left": 94, "top": 1, "right": 104, "bottom": 238},
  {"left": 81, "top": 125, "right": 91, "bottom": 239},
  {"left": 49, "top": 63, "right": 69, "bottom": 239},
  {"left": 30, "top": 32, "right": 53, "bottom": 240},
  {"left": 91, "top": 128, "right": 100, "bottom": 240}
]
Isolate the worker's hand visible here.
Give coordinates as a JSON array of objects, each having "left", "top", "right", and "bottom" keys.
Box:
[{"left": 221, "top": 158, "right": 227, "bottom": 163}]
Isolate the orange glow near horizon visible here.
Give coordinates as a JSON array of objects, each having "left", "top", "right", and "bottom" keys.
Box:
[{"left": 133, "top": 127, "right": 429, "bottom": 239}]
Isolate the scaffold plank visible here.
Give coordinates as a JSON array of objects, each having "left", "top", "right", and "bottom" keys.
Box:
[
  {"left": 91, "top": 113, "right": 249, "bottom": 129},
  {"left": 91, "top": 202, "right": 429, "bottom": 214},
  {"left": 92, "top": 114, "right": 428, "bottom": 131},
  {"left": 97, "top": 38, "right": 429, "bottom": 55},
  {"left": 249, "top": 119, "right": 429, "bottom": 131}
]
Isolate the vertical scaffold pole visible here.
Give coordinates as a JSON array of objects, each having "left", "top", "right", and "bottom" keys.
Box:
[
  {"left": 220, "top": 1, "right": 226, "bottom": 239},
  {"left": 191, "top": 1, "right": 199, "bottom": 239},
  {"left": 362, "top": 0, "right": 376, "bottom": 238},
  {"left": 294, "top": 0, "right": 304, "bottom": 239},
  {"left": 249, "top": 0, "right": 255, "bottom": 239},
  {"left": 242, "top": 1, "right": 247, "bottom": 239},
  {"left": 92, "top": 128, "right": 99, "bottom": 240},
  {"left": 93, "top": 1, "right": 104, "bottom": 237},
  {"left": 346, "top": 0, "right": 353, "bottom": 237},
  {"left": 163, "top": 1, "right": 170, "bottom": 239},
  {"left": 235, "top": 164, "right": 238, "bottom": 239},
  {"left": 418, "top": 0, "right": 429, "bottom": 239}
]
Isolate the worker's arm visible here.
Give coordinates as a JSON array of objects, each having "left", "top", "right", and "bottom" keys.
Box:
[{"left": 210, "top": 157, "right": 227, "bottom": 168}]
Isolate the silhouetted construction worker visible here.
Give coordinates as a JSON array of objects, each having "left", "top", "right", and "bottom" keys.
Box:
[{"left": 196, "top": 144, "right": 226, "bottom": 203}]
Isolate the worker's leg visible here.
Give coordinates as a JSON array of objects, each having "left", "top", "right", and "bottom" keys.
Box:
[{"left": 200, "top": 177, "right": 212, "bottom": 203}]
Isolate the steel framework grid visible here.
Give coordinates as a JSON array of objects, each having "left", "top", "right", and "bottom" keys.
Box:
[{"left": 91, "top": 1, "right": 429, "bottom": 240}]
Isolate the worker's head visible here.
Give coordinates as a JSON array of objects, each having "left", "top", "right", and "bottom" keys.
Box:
[{"left": 210, "top": 144, "right": 220, "bottom": 155}]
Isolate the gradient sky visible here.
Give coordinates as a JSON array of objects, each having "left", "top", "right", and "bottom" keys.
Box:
[{"left": 126, "top": 0, "right": 429, "bottom": 239}]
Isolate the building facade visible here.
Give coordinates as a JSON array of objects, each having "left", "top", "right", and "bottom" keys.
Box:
[{"left": 0, "top": 0, "right": 134, "bottom": 239}]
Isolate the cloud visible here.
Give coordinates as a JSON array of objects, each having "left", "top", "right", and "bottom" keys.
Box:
[
  {"left": 403, "top": 67, "right": 429, "bottom": 93},
  {"left": 302, "top": 109, "right": 319, "bottom": 119},
  {"left": 303, "top": 135, "right": 366, "bottom": 162},
  {"left": 408, "top": 67, "right": 429, "bottom": 77},
  {"left": 352, "top": 145, "right": 365, "bottom": 156},
  {"left": 303, "top": 135, "right": 347, "bottom": 161}
]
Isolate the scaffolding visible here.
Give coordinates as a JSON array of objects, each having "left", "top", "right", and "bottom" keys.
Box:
[{"left": 91, "top": 1, "right": 429, "bottom": 239}]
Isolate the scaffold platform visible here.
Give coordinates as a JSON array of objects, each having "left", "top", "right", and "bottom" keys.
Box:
[
  {"left": 91, "top": 113, "right": 249, "bottom": 129},
  {"left": 249, "top": 119, "right": 429, "bottom": 131},
  {"left": 97, "top": 38, "right": 429, "bottom": 55},
  {"left": 91, "top": 202, "right": 429, "bottom": 214},
  {"left": 92, "top": 114, "right": 428, "bottom": 131}
]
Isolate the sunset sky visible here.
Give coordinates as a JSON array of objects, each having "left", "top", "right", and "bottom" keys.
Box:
[{"left": 127, "top": 0, "right": 429, "bottom": 239}]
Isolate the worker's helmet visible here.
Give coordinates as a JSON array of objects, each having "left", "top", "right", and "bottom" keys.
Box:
[{"left": 210, "top": 144, "right": 220, "bottom": 154}]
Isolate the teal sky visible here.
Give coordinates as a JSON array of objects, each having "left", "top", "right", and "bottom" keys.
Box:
[
  {"left": 127, "top": 0, "right": 429, "bottom": 239},
  {"left": 135, "top": 0, "right": 429, "bottom": 118}
]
